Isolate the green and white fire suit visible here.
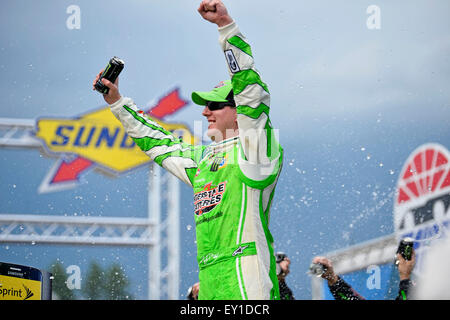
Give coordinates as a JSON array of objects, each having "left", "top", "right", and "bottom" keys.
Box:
[{"left": 109, "top": 21, "right": 283, "bottom": 300}]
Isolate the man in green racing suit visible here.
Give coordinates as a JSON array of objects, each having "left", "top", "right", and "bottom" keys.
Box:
[{"left": 93, "top": 0, "right": 283, "bottom": 300}]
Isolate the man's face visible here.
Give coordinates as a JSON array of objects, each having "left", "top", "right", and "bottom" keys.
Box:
[
  {"left": 280, "top": 257, "right": 291, "bottom": 276},
  {"left": 202, "top": 105, "right": 238, "bottom": 142},
  {"left": 192, "top": 282, "right": 200, "bottom": 299}
]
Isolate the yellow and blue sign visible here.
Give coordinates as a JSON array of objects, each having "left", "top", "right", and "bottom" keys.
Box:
[
  {"left": 35, "top": 107, "right": 197, "bottom": 173},
  {"left": 35, "top": 107, "right": 148, "bottom": 173},
  {"left": 33, "top": 88, "right": 195, "bottom": 192}
]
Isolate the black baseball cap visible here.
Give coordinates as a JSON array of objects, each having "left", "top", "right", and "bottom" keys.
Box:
[{"left": 276, "top": 252, "right": 288, "bottom": 263}]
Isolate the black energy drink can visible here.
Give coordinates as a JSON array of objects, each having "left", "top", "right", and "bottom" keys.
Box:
[
  {"left": 95, "top": 56, "right": 125, "bottom": 94},
  {"left": 397, "top": 237, "right": 414, "bottom": 260}
]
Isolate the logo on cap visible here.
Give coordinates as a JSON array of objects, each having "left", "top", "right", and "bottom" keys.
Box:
[{"left": 214, "top": 81, "right": 227, "bottom": 88}]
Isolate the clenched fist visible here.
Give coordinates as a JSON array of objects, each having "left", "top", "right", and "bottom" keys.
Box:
[{"left": 198, "top": 0, "right": 233, "bottom": 27}]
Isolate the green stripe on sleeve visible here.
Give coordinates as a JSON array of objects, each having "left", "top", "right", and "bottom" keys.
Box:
[
  {"left": 401, "top": 290, "right": 407, "bottom": 300},
  {"left": 132, "top": 136, "right": 174, "bottom": 152},
  {"left": 231, "top": 70, "right": 269, "bottom": 95},
  {"left": 227, "top": 36, "right": 253, "bottom": 57},
  {"left": 123, "top": 105, "right": 173, "bottom": 138},
  {"left": 236, "top": 103, "right": 270, "bottom": 119},
  {"left": 237, "top": 147, "right": 283, "bottom": 189},
  {"left": 153, "top": 145, "right": 196, "bottom": 166}
]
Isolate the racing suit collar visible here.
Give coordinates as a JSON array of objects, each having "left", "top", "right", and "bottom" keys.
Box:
[
  {"left": 210, "top": 136, "right": 238, "bottom": 146},
  {"left": 204, "top": 136, "right": 239, "bottom": 157}
]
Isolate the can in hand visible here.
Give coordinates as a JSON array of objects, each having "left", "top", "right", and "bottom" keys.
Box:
[
  {"left": 308, "top": 262, "right": 327, "bottom": 277},
  {"left": 95, "top": 56, "right": 125, "bottom": 94},
  {"left": 397, "top": 237, "right": 414, "bottom": 261}
]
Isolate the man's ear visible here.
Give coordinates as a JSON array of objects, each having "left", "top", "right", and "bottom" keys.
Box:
[{"left": 234, "top": 113, "right": 238, "bottom": 127}]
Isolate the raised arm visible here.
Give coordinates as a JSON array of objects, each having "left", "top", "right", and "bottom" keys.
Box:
[
  {"left": 93, "top": 72, "right": 202, "bottom": 187},
  {"left": 198, "top": 0, "right": 283, "bottom": 187}
]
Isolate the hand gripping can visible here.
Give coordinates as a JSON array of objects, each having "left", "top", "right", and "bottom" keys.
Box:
[
  {"left": 397, "top": 237, "right": 414, "bottom": 261},
  {"left": 308, "top": 263, "right": 327, "bottom": 277},
  {"left": 95, "top": 56, "right": 125, "bottom": 94}
]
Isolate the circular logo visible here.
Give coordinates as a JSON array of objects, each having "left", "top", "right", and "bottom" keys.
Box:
[
  {"left": 394, "top": 143, "right": 450, "bottom": 232},
  {"left": 393, "top": 143, "right": 450, "bottom": 273}
]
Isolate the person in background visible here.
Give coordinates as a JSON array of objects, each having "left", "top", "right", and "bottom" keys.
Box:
[
  {"left": 395, "top": 249, "right": 415, "bottom": 300},
  {"left": 186, "top": 282, "right": 200, "bottom": 300},
  {"left": 276, "top": 252, "right": 295, "bottom": 300},
  {"left": 312, "top": 256, "right": 364, "bottom": 300},
  {"left": 312, "top": 249, "right": 415, "bottom": 300}
]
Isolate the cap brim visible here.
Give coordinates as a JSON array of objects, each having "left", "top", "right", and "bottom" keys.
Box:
[{"left": 191, "top": 91, "right": 229, "bottom": 106}]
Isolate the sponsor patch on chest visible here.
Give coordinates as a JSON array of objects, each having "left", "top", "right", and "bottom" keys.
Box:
[
  {"left": 194, "top": 182, "right": 227, "bottom": 216},
  {"left": 209, "top": 155, "right": 227, "bottom": 172}
]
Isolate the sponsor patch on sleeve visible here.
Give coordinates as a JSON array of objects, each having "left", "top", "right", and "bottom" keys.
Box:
[{"left": 225, "top": 49, "right": 240, "bottom": 73}]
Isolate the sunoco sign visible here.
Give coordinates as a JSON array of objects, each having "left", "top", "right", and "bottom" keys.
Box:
[
  {"left": 29, "top": 88, "right": 194, "bottom": 193},
  {"left": 35, "top": 107, "right": 197, "bottom": 174}
]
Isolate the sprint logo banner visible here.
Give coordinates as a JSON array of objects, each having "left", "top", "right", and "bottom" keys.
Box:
[{"left": 0, "top": 275, "right": 41, "bottom": 300}]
